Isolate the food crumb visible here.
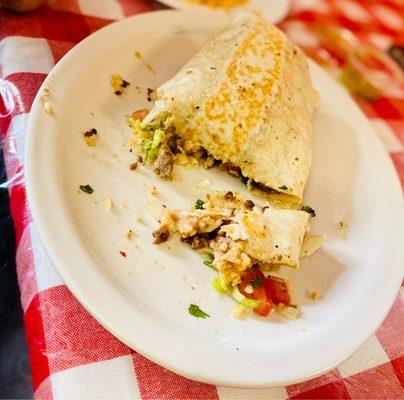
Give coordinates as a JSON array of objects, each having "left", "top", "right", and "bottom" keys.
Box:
[
  {"left": 119, "top": 251, "right": 127, "bottom": 258},
  {"left": 130, "top": 162, "right": 138, "bottom": 171},
  {"left": 40, "top": 88, "right": 50, "bottom": 103},
  {"left": 126, "top": 230, "right": 134, "bottom": 240},
  {"left": 181, "top": 275, "right": 187, "bottom": 281},
  {"left": 104, "top": 197, "right": 113, "bottom": 210},
  {"left": 132, "top": 109, "right": 149, "bottom": 121},
  {"left": 309, "top": 291, "right": 322, "bottom": 300},
  {"left": 147, "top": 88, "right": 154, "bottom": 102},
  {"left": 110, "top": 74, "right": 130, "bottom": 95},
  {"left": 150, "top": 186, "right": 157, "bottom": 195},
  {"left": 196, "top": 179, "right": 210, "bottom": 188},
  {"left": 153, "top": 259, "right": 166, "bottom": 269},
  {"left": 43, "top": 101, "right": 54, "bottom": 115},
  {"left": 338, "top": 220, "right": 348, "bottom": 238},
  {"left": 83, "top": 128, "right": 97, "bottom": 147},
  {"left": 79, "top": 184, "right": 94, "bottom": 194},
  {"left": 134, "top": 52, "right": 155, "bottom": 73},
  {"left": 133, "top": 214, "right": 141, "bottom": 222}
]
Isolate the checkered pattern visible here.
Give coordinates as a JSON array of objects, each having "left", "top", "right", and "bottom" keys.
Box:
[{"left": 0, "top": 0, "right": 403, "bottom": 398}]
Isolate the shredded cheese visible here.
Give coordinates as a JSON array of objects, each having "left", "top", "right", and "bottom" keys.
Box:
[{"left": 338, "top": 220, "right": 348, "bottom": 239}]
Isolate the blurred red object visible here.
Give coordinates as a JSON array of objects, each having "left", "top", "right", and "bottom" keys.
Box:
[{"left": 0, "top": 0, "right": 48, "bottom": 12}]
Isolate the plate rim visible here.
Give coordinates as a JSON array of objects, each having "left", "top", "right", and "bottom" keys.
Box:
[
  {"left": 25, "top": 10, "right": 404, "bottom": 388},
  {"left": 155, "top": 0, "right": 291, "bottom": 25}
]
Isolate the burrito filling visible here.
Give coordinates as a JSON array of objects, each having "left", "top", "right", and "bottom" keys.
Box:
[{"left": 153, "top": 191, "right": 323, "bottom": 318}]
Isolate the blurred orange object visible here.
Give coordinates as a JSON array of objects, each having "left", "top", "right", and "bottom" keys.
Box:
[
  {"left": 187, "top": 0, "right": 248, "bottom": 9},
  {"left": 305, "top": 24, "right": 403, "bottom": 101},
  {"left": 0, "top": 0, "right": 48, "bottom": 12}
]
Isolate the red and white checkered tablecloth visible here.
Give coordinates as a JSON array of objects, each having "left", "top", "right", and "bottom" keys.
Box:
[{"left": 0, "top": 0, "right": 403, "bottom": 398}]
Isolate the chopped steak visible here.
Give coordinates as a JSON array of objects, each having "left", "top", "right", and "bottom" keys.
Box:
[
  {"left": 244, "top": 199, "right": 255, "bottom": 210},
  {"left": 181, "top": 234, "right": 210, "bottom": 249},
  {"left": 252, "top": 181, "right": 278, "bottom": 195},
  {"left": 152, "top": 227, "right": 170, "bottom": 244},
  {"left": 220, "top": 162, "right": 241, "bottom": 177},
  {"left": 224, "top": 191, "right": 235, "bottom": 200},
  {"left": 154, "top": 145, "right": 174, "bottom": 179}
]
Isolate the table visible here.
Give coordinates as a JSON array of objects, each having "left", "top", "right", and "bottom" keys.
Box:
[{"left": 0, "top": 1, "right": 403, "bottom": 399}]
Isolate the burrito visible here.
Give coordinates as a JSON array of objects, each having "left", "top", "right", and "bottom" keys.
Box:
[
  {"left": 133, "top": 12, "right": 317, "bottom": 201},
  {"left": 153, "top": 191, "right": 323, "bottom": 318},
  {"left": 153, "top": 191, "right": 311, "bottom": 287}
]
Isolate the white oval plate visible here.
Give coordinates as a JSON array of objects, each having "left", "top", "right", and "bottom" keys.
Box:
[
  {"left": 26, "top": 11, "right": 404, "bottom": 388},
  {"left": 157, "top": 0, "right": 291, "bottom": 24}
]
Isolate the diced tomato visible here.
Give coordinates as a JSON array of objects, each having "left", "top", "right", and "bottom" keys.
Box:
[
  {"left": 238, "top": 269, "right": 291, "bottom": 316},
  {"left": 253, "top": 295, "right": 273, "bottom": 316},
  {"left": 265, "top": 277, "right": 291, "bottom": 306},
  {"left": 239, "top": 270, "right": 273, "bottom": 317}
]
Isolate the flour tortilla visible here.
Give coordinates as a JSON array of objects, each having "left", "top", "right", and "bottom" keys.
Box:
[
  {"left": 221, "top": 207, "right": 310, "bottom": 268},
  {"left": 144, "top": 12, "right": 317, "bottom": 200}
]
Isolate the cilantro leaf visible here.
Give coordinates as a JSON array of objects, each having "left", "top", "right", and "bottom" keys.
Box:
[
  {"left": 301, "top": 205, "right": 316, "bottom": 217},
  {"left": 203, "top": 254, "right": 215, "bottom": 269},
  {"left": 250, "top": 276, "right": 263, "bottom": 287},
  {"left": 188, "top": 304, "right": 210, "bottom": 319},
  {"left": 79, "top": 184, "right": 94, "bottom": 194},
  {"left": 204, "top": 260, "right": 214, "bottom": 269},
  {"left": 278, "top": 185, "right": 288, "bottom": 190},
  {"left": 195, "top": 199, "right": 205, "bottom": 210}
]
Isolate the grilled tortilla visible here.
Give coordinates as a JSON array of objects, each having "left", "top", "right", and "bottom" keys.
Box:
[{"left": 141, "top": 12, "right": 317, "bottom": 200}]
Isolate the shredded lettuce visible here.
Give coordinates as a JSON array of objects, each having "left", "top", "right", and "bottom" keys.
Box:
[
  {"left": 142, "top": 128, "right": 165, "bottom": 163},
  {"left": 231, "top": 287, "right": 260, "bottom": 309},
  {"left": 131, "top": 119, "right": 166, "bottom": 163},
  {"left": 211, "top": 277, "right": 228, "bottom": 293},
  {"left": 277, "top": 304, "right": 300, "bottom": 320},
  {"left": 232, "top": 287, "right": 246, "bottom": 303}
]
